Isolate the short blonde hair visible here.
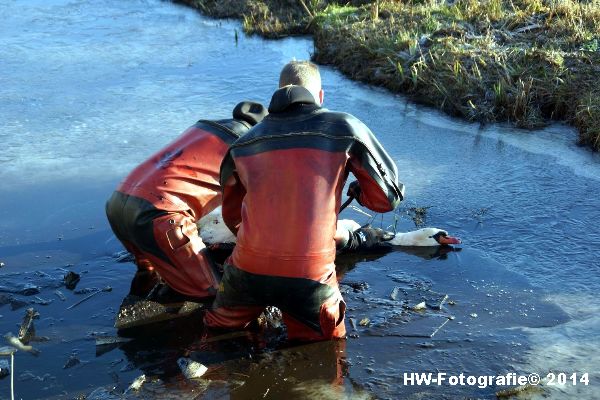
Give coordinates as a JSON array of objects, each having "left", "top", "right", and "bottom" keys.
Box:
[{"left": 279, "top": 61, "right": 321, "bottom": 102}]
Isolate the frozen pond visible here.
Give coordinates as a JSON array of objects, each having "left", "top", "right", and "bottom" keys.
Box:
[{"left": 1, "top": 0, "right": 599, "bottom": 398}]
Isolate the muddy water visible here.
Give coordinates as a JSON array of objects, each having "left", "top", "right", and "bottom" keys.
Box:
[{"left": 1, "top": 0, "right": 599, "bottom": 399}]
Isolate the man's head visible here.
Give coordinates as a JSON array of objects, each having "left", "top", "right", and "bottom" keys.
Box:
[{"left": 279, "top": 60, "right": 324, "bottom": 105}]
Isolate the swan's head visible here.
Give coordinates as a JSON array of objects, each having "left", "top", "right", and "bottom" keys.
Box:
[
  {"left": 390, "top": 227, "right": 462, "bottom": 246},
  {"left": 429, "top": 229, "right": 461, "bottom": 245}
]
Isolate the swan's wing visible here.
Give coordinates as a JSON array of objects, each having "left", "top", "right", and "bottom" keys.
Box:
[
  {"left": 197, "top": 206, "right": 236, "bottom": 244},
  {"left": 337, "top": 219, "right": 361, "bottom": 232}
]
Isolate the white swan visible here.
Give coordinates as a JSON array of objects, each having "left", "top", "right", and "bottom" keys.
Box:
[
  {"left": 197, "top": 206, "right": 237, "bottom": 244},
  {"left": 197, "top": 207, "right": 461, "bottom": 247},
  {"left": 389, "top": 227, "right": 461, "bottom": 246}
]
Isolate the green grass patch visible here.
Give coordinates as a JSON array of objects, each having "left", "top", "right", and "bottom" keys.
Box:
[{"left": 178, "top": 0, "right": 600, "bottom": 151}]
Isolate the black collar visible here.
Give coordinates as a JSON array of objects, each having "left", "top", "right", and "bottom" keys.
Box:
[{"left": 268, "top": 85, "right": 319, "bottom": 113}]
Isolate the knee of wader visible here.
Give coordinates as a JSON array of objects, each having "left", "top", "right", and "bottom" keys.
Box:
[{"left": 319, "top": 295, "right": 347, "bottom": 340}]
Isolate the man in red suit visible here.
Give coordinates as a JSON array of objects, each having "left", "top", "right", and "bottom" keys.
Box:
[
  {"left": 205, "top": 61, "right": 404, "bottom": 341},
  {"left": 106, "top": 102, "right": 267, "bottom": 299}
]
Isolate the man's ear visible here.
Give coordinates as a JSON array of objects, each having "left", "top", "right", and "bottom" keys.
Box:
[{"left": 319, "top": 89, "right": 324, "bottom": 105}]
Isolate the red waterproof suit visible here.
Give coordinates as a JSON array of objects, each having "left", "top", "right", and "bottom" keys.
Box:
[
  {"left": 106, "top": 103, "right": 265, "bottom": 298},
  {"left": 204, "top": 86, "right": 404, "bottom": 340}
]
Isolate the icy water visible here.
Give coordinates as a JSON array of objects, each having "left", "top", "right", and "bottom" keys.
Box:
[{"left": 1, "top": 0, "right": 599, "bottom": 399}]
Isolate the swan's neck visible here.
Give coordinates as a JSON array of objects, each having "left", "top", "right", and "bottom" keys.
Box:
[{"left": 389, "top": 229, "right": 438, "bottom": 247}]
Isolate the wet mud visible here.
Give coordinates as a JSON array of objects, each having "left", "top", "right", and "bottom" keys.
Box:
[{"left": 0, "top": 224, "right": 567, "bottom": 399}]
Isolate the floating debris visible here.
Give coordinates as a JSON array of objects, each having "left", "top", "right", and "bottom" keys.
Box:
[
  {"left": 178, "top": 358, "right": 208, "bottom": 380},
  {"left": 63, "top": 355, "right": 81, "bottom": 369},
  {"left": 74, "top": 287, "right": 99, "bottom": 295},
  {"left": 32, "top": 296, "right": 52, "bottom": 306},
  {"left": 67, "top": 286, "right": 112, "bottom": 310},
  {"left": 4, "top": 332, "right": 40, "bottom": 356},
  {"left": 54, "top": 290, "right": 66, "bottom": 301},
  {"left": 113, "top": 251, "right": 135, "bottom": 263},
  {"left": 426, "top": 294, "right": 448, "bottom": 310},
  {"left": 115, "top": 300, "right": 204, "bottom": 330},
  {"left": 470, "top": 313, "right": 478, "bottom": 318},
  {"left": 95, "top": 336, "right": 131, "bottom": 346},
  {"left": 18, "top": 307, "right": 39, "bottom": 344},
  {"left": 390, "top": 285, "right": 449, "bottom": 311},
  {"left": 359, "top": 318, "right": 370, "bottom": 327},
  {"left": 95, "top": 336, "right": 131, "bottom": 357},
  {"left": 412, "top": 302, "right": 427, "bottom": 311},
  {"left": 64, "top": 271, "right": 80, "bottom": 290},
  {"left": 407, "top": 206, "right": 432, "bottom": 227},
  {"left": 348, "top": 318, "right": 358, "bottom": 331},
  {"left": 348, "top": 205, "right": 372, "bottom": 218},
  {"left": 471, "top": 207, "right": 489, "bottom": 224},
  {"left": 126, "top": 374, "right": 146, "bottom": 393},
  {"left": 342, "top": 281, "right": 369, "bottom": 292},
  {"left": 0, "top": 262, "right": 4, "bottom": 268}
]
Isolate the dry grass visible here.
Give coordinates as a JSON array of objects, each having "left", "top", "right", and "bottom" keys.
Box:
[
  {"left": 178, "top": 0, "right": 600, "bottom": 151},
  {"left": 575, "top": 88, "right": 600, "bottom": 149}
]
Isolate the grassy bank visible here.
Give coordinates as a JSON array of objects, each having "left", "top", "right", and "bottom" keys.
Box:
[{"left": 178, "top": 0, "right": 600, "bottom": 151}]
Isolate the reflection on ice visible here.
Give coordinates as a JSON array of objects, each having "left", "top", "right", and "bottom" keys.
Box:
[{"left": 519, "top": 293, "right": 600, "bottom": 399}]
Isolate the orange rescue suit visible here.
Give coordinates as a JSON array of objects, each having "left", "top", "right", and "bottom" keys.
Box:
[
  {"left": 205, "top": 86, "right": 404, "bottom": 340},
  {"left": 106, "top": 118, "right": 254, "bottom": 298}
]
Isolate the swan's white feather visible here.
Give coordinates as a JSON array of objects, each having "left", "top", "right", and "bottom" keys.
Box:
[
  {"left": 389, "top": 228, "right": 448, "bottom": 246},
  {"left": 337, "top": 219, "right": 361, "bottom": 233},
  {"left": 197, "top": 206, "right": 236, "bottom": 244},
  {"left": 197, "top": 209, "right": 450, "bottom": 247}
]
